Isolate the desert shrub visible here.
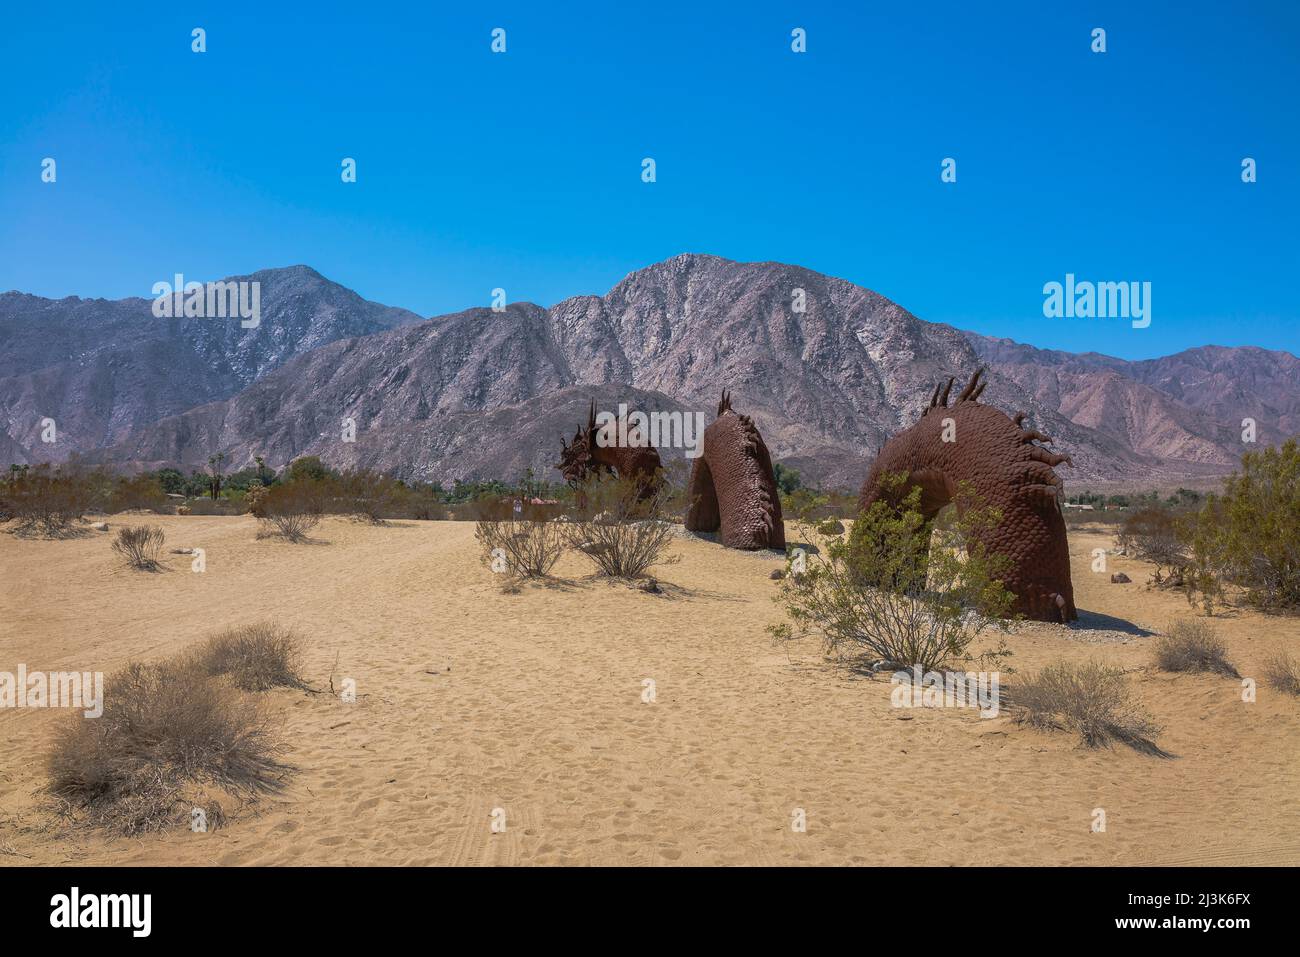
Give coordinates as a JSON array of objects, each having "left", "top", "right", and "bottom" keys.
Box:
[
  {"left": 1009, "top": 661, "right": 1164, "bottom": 753},
  {"left": 256, "top": 481, "right": 322, "bottom": 542},
  {"left": 0, "top": 464, "right": 94, "bottom": 534},
  {"left": 782, "top": 487, "right": 829, "bottom": 522},
  {"left": 782, "top": 487, "right": 857, "bottom": 523},
  {"left": 1262, "top": 651, "right": 1300, "bottom": 696},
  {"left": 459, "top": 495, "right": 514, "bottom": 522},
  {"left": 111, "top": 524, "right": 165, "bottom": 570},
  {"left": 815, "top": 516, "right": 846, "bottom": 536},
  {"left": 1177, "top": 499, "right": 1228, "bottom": 615},
  {"left": 337, "top": 468, "right": 407, "bottom": 523},
  {"left": 106, "top": 474, "right": 169, "bottom": 513},
  {"left": 1154, "top": 619, "right": 1238, "bottom": 677},
  {"left": 185, "top": 496, "right": 242, "bottom": 516},
  {"left": 565, "top": 474, "right": 679, "bottom": 579},
  {"left": 187, "top": 623, "right": 305, "bottom": 691},
  {"left": 1117, "top": 504, "right": 1188, "bottom": 586},
  {"left": 475, "top": 517, "right": 567, "bottom": 579},
  {"left": 1183, "top": 440, "right": 1300, "bottom": 612},
  {"left": 47, "top": 660, "right": 290, "bottom": 834},
  {"left": 770, "top": 475, "right": 1013, "bottom": 673},
  {"left": 397, "top": 483, "right": 447, "bottom": 520},
  {"left": 408, "top": 497, "right": 448, "bottom": 520},
  {"left": 244, "top": 482, "right": 269, "bottom": 517}
]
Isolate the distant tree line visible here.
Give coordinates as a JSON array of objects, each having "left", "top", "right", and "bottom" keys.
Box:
[{"left": 1067, "top": 487, "right": 1204, "bottom": 510}]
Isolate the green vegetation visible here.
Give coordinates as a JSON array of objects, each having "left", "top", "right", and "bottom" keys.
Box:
[
  {"left": 1113, "top": 439, "right": 1300, "bottom": 615},
  {"left": 772, "top": 462, "right": 802, "bottom": 495},
  {"left": 770, "top": 474, "right": 1014, "bottom": 673}
]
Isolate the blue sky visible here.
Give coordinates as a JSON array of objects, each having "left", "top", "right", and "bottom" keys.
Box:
[{"left": 1, "top": 1, "right": 1296, "bottom": 360}]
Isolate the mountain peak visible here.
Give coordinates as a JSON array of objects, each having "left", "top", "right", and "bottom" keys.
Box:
[{"left": 5, "top": 257, "right": 1297, "bottom": 488}]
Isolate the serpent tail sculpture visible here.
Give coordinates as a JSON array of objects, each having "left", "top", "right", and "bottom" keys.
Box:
[
  {"left": 555, "top": 399, "right": 663, "bottom": 499},
  {"left": 685, "top": 391, "right": 785, "bottom": 550},
  {"left": 857, "top": 368, "right": 1077, "bottom": 622}
]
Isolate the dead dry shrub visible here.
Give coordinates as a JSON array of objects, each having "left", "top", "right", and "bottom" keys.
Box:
[
  {"left": 1008, "top": 661, "right": 1166, "bottom": 754},
  {"left": 337, "top": 469, "right": 405, "bottom": 524},
  {"left": 1116, "top": 504, "right": 1188, "bottom": 586},
  {"left": 111, "top": 524, "right": 165, "bottom": 570},
  {"left": 460, "top": 496, "right": 514, "bottom": 522},
  {"left": 475, "top": 517, "right": 567, "bottom": 579},
  {"left": 1262, "top": 651, "right": 1300, "bottom": 696},
  {"left": 244, "top": 482, "right": 269, "bottom": 517},
  {"left": 1, "top": 464, "right": 94, "bottom": 535},
  {"left": 106, "top": 474, "right": 169, "bottom": 514},
  {"left": 256, "top": 481, "right": 322, "bottom": 542},
  {"left": 1153, "top": 619, "right": 1239, "bottom": 677},
  {"left": 185, "top": 496, "right": 242, "bottom": 516},
  {"left": 46, "top": 660, "right": 291, "bottom": 834},
  {"left": 187, "top": 623, "right": 305, "bottom": 691},
  {"left": 565, "top": 475, "right": 678, "bottom": 579},
  {"left": 405, "top": 489, "right": 447, "bottom": 521}
]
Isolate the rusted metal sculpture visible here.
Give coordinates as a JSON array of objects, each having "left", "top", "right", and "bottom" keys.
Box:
[
  {"left": 858, "top": 368, "right": 1077, "bottom": 622},
  {"left": 685, "top": 391, "right": 785, "bottom": 550},
  {"left": 556, "top": 399, "right": 662, "bottom": 499}
]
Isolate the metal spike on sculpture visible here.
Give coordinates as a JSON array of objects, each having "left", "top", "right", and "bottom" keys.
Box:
[
  {"left": 685, "top": 390, "right": 785, "bottom": 550},
  {"left": 555, "top": 399, "right": 663, "bottom": 499},
  {"left": 857, "top": 368, "right": 1078, "bottom": 622}
]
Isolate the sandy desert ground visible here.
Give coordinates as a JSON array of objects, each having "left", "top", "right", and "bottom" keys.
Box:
[{"left": 2, "top": 514, "right": 1298, "bottom": 866}]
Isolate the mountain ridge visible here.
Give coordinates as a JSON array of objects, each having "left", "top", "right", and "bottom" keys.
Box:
[{"left": 4, "top": 254, "right": 1295, "bottom": 489}]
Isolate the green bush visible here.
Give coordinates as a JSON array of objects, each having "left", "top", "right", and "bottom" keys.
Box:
[
  {"left": 772, "top": 462, "right": 802, "bottom": 495},
  {"left": 770, "top": 474, "right": 1013, "bottom": 673},
  {"left": 1209, "top": 440, "right": 1300, "bottom": 610}
]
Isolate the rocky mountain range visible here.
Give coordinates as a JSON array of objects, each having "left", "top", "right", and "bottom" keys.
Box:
[
  {"left": 2, "top": 254, "right": 1294, "bottom": 491},
  {"left": 0, "top": 265, "right": 421, "bottom": 462}
]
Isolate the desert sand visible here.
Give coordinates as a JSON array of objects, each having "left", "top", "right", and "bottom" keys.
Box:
[{"left": 1, "top": 514, "right": 1297, "bottom": 866}]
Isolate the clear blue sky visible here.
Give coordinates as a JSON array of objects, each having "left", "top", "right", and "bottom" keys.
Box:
[{"left": 1, "top": 1, "right": 1296, "bottom": 360}]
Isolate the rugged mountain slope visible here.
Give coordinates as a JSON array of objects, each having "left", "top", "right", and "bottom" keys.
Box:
[
  {"left": 1121, "top": 345, "right": 1300, "bottom": 439},
  {"left": 0, "top": 266, "right": 422, "bottom": 463},
  {"left": 82, "top": 255, "right": 1151, "bottom": 487},
  {"left": 12, "top": 254, "right": 1297, "bottom": 488},
  {"left": 964, "top": 333, "right": 1293, "bottom": 467}
]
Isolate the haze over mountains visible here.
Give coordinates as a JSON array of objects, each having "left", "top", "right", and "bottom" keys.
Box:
[{"left": 2, "top": 254, "right": 1294, "bottom": 490}]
